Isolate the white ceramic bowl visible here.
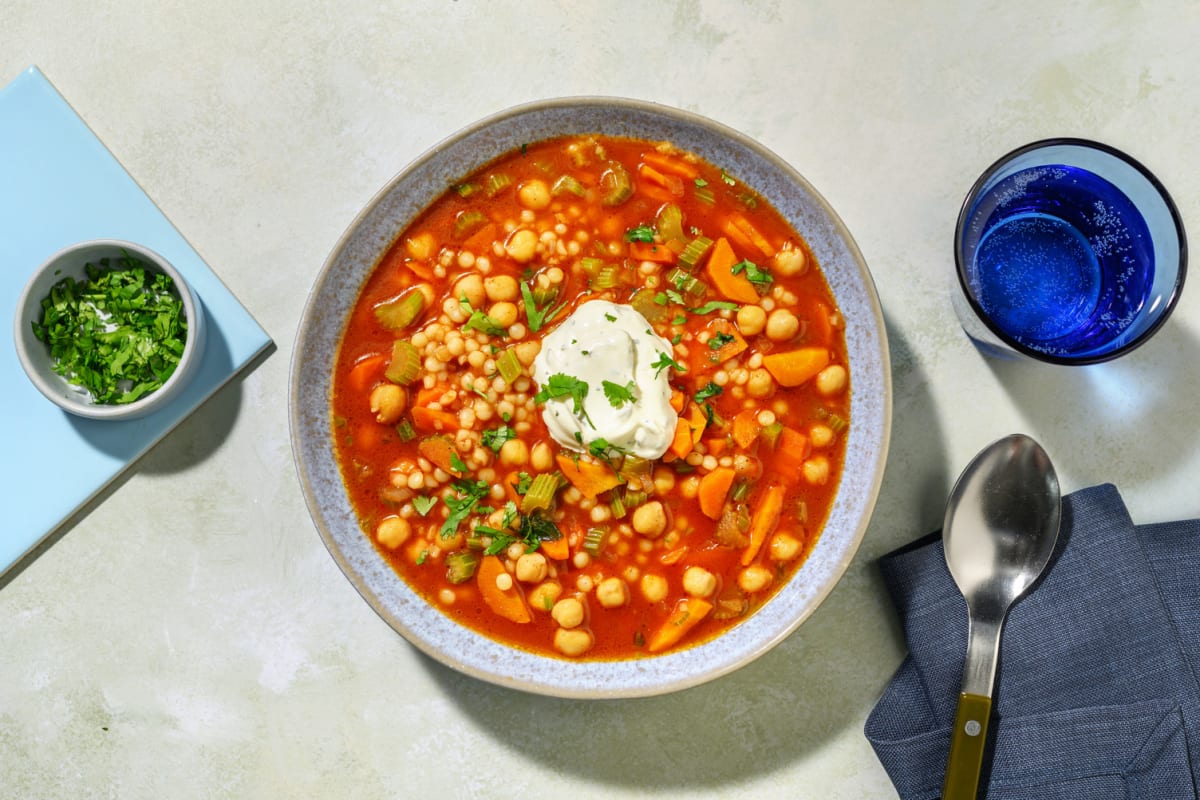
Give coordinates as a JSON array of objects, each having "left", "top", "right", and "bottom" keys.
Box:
[
  {"left": 13, "top": 239, "right": 206, "bottom": 420},
  {"left": 290, "top": 98, "right": 892, "bottom": 698}
]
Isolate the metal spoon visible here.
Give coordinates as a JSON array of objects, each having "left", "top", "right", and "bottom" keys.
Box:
[{"left": 941, "top": 434, "right": 1061, "bottom": 800}]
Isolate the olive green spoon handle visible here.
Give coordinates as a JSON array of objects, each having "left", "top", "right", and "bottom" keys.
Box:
[{"left": 942, "top": 614, "right": 1003, "bottom": 800}]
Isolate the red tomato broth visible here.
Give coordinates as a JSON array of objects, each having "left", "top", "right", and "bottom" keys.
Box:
[{"left": 331, "top": 135, "right": 850, "bottom": 660}]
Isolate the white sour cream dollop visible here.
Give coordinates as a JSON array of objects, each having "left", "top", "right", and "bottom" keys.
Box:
[{"left": 532, "top": 299, "right": 677, "bottom": 460}]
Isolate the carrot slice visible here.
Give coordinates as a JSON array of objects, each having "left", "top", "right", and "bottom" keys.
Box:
[
  {"left": 742, "top": 484, "right": 785, "bottom": 565},
  {"left": 704, "top": 237, "right": 759, "bottom": 304},
  {"left": 698, "top": 466, "right": 737, "bottom": 520},
  {"left": 540, "top": 535, "right": 569, "bottom": 562},
  {"left": 728, "top": 212, "right": 776, "bottom": 258},
  {"left": 556, "top": 454, "right": 623, "bottom": 500},
  {"left": 476, "top": 555, "right": 531, "bottom": 624},
  {"left": 647, "top": 597, "right": 714, "bottom": 653},
  {"left": 502, "top": 470, "right": 525, "bottom": 505},
  {"left": 462, "top": 222, "right": 498, "bottom": 254},
  {"left": 771, "top": 427, "right": 812, "bottom": 483},
  {"left": 731, "top": 409, "right": 761, "bottom": 449},
  {"left": 410, "top": 406, "right": 458, "bottom": 432},
  {"left": 641, "top": 150, "right": 700, "bottom": 180},
  {"left": 669, "top": 389, "right": 686, "bottom": 414},
  {"left": 762, "top": 347, "right": 830, "bottom": 387},
  {"left": 703, "top": 437, "right": 728, "bottom": 457},
  {"left": 347, "top": 354, "right": 387, "bottom": 393},
  {"left": 637, "top": 163, "right": 685, "bottom": 196},
  {"left": 417, "top": 435, "right": 460, "bottom": 475},
  {"left": 669, "top": 416, "right": 694, "bottom": 460},
  {"left": 415, "top": 383, "right": 450, "bottom": 408},
  {"left": 629, "top": 240, "right": 677, "bottom": 264},
  {"left": 705, "top": 317, "right": 748, "bottom": 364}
]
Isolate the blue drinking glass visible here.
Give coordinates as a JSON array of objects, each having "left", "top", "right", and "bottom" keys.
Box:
[{"left": 953, "top": 138, "right": 1186, "bottom": 364}]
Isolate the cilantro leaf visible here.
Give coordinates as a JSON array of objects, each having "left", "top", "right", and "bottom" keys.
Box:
[
  {"left": 439, "top": 479, "right": 490, "bottom": 539},
  {"left": 412, "top": 495, "right": 437, "bottom": 516},
  {"left": 449, "top": 451, "right": 469, "bottom": 473},
  {"left": 481, "top": 425, "right": 517, "bottom": 453},
  {"left": 624, "top": 224, "right": 656, "bottom": 243},
  {"left": 520, "top": 282, "right": 566, "bottom": 333},
  {"left": 588, "top": 437, "right": 628, "bottom": 461},
  {"left": 533, "top": 373, "right": 592, "bottom": 424},
  {"left": 459, "top": 298, "right": 508, "bottom": 337},
  {"left": 602, "top": 380, "right": 637, "bottom": 408},
  {"left": 690, "top": 300, "right": 739, "bottom": 315},
  {"left": 708, "top": 332, "right": 735, "bottom": 351},
  {"left": 693, "top": 382, "right": 723, "bottom": 403},
  {"left": 651, "top": 352, "right": 685, "bottom": 377},
  {"left": 730, "top": 259, "right": 773, "bottom": 287}
]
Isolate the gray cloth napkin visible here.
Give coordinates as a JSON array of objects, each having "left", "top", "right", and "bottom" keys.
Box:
[{"left": 865, "top": 484, "right": 1200, "bottom": 799}]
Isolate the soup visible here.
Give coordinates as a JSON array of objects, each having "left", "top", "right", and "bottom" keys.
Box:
[{"left": 332, "top": 135, "right": 849, "bottom": 659}]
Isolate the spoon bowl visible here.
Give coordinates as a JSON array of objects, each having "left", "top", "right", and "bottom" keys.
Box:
[{"left": 941, "top": 434, "right": 1061, "bottom": 799}]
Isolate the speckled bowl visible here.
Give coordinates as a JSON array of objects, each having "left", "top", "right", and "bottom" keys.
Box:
[
  {"left": 290, "top": 98, "right": 892, "bottom": 698},
  {"left": 14, "top": 239, "right": 206, "bottom": 420}
]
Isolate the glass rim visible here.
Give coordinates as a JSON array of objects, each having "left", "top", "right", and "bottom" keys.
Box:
[{"left": 953, "top": 137, "right": 1188, "bottom": 365}]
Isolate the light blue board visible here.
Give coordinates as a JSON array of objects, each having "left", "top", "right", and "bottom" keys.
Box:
[{"left": 0, "top": 66, "right": 274, "bottom": 577}]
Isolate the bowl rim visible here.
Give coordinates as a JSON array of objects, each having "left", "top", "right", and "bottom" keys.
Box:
[
  {"left": 13, "top": 237, "right": 203, "bottom": 420},
  {"left": 289, "top": 96, "right": 892, "bottom": 697}
]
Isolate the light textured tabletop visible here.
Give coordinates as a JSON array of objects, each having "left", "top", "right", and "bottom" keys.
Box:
[{"left": 3, "top": 3, "right": 1198, "bottom": 798}]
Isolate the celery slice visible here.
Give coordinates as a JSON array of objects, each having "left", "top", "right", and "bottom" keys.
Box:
[
  {"left": 582, "top": 527, "right": 607, "bottom": 557},
  {"left": 445, "top": 550, "right": 480, "bottom": 584},
  {"left": 678, "top": 236, "right": 714, "bottom": 269},
  {"left": 520, "top": 473, "right": 561, "bottom": 513},
  {"left": 600, "top": 162, "right": 633, "bottom": 206},
  {"left": 394, "top": 419, "right": 416, "bottom": 442},
  {"left": 578, "top": 257, "right": 606, "bottom": 277},
  {"left": 385, "top": 340, "right": 421, "bottom": 385},
  {"left": 630, "top": 288, "right": 669, "bottom": 323},
  {"left": 496, "top": 348, "right": 523, "bottom": 384},
  {"left": 454, "top": 209, "right": 488, "bottom": 239},
  {"left": 551, "top": 174, "right": 586, "bottom": 197},
  {"left": 485, "top": 173, "right": 512, "bottom": 197},
  {"left": 374, "top": 289, "right": 427, "bottom": 332},
  {"left": 592, "top": 265, "right": 624, "bottom": 290},
  {"left": 656, "top": 203, "right": 685, "bottom": 243}
]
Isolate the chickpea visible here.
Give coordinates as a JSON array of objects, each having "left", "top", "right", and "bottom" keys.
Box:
[
  {"left": 505, "top": 228, "right": 539, "bottom": 263},
  {"left": 369, "top": 384, "right": 407, "bottom": 425},
  {"left": 765, "top": 309, "right": 800, "bottom": 341},
  {"left": 512, "top": 340, "right": 541, "bottom": 367},
  {"left": 652, "top": 467, "right": 676, "bottom": 496},
  {"left": 736, "top": 304, "right": 767, "bottom": 337},
  {"left": 375, "top": 517, "right": 411, "bottom": 549},
  {"left": 517, "top": 179, "right": 552, "bottom": 210},
  {"left": 595, "top": 577, "right": 630, "bottom": 609},
  {"left": 746, "top": 368, "right": 774, "bottom": 399},
  {"left": 816, "top": 364, "right": 848, "bottom": 396},
  {"left": 810, "top": 423, "right": 834, "bottom": 449},
  {"left": 682, "top": 566, "right": 718, "bottom": 598},
  {"left": 738, "top": 565, "right": 774, "bottom": 593},
  {"left": 515, "top": 552, "right": 549, "bottom": 583},
  {"left": 770, "top": 532, "right": 804, "bottom": 562},
  {"left": 552, "top": 596, "right": 586, "bottom": 628},
  {"left": 528, "top": 581, "right": 563, "bottom": 612},
  {"left": 772, "top": 242, "right": 809, "bottom": 277},
  {"left": 484, "top": 274, "right": 519, "bottom": 302},
  {"left": 498, "top": 439, "right": 530, "bottom": 467},
  {"left": 554, "top": 627, "right": 594, "bottom": 657},
  {"left": 530, "top": 441, "right": 555, "bottom": 472},
  {"left": 404, "top": 232, "right": 436, "bottom": 261},
  {"left": 631, "top": 501, "right": 668, "bottom": 538},
  {"left": 640, "top": 573, "right": 669, "bottom": 603},
  {"left": 803, "top": 456, "right": 831, "bottom": 486},
  {"left": 453, "top": 274, "right": 485, "bottom": 309},
  {"left": 489, "top": 301, "right": 519, "bottom": 328}
]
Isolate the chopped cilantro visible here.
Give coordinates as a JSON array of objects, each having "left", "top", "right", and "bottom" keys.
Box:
[
  {"left": 412, "top": 495, "right": 437, "bottom": 516},
  {"left": 693, "top": 178, "right": 708, "bottom": 188},
  {"left": 624, "top": 224, "right": 656, "bottom": 243},
  {"left": 690, "top": 300, "right": 739, "bottom": 315},
  {"left": 604, "top": 313, "right": 617, "bottom": 322},
  {"left": 520, "top": 282, "right": 566, "bottom": 333},
  {"left": 460, "top": 297, "right": 508, "bottom": 337},
  {"left": 721, "top": 171, "right": 736, "bottom": 186},
  {"left": 501, "top": 500, "right": 519, "bottom": 528},
  {"left": 449, "top": 451, "right": 469, "bottom": 473},
  {"left": 709, "top": 332, "right": 735, "bottom": 350},
  {"left": 533, "top": 373, "right": 592, "bottom": 424},
  {"left": 439, "top": 479, "right": 490, "bottom": 539},
  {"left": 602, "top": 380, "right": 637, "bottom": 408},
  {"left": 693, "top": 382, "right": 723, "bottom": 403},
  {"left": 514, "top": 472, "right": 532, "bottom": 494},
  {"left": 416, "top": 550, "right": 429, "bottom": 565},
  {"left": 481, "top": 425, "right": 517, "bottom": 453},
  {"left": 651, "top": 352, "right": 685, "bottom": 377},
  {"left": 671, "top": 314, "right": 688, "bottom": 326},
  {"left": 730, "top": 259, "right": 774, "bottom": 287},
  {"left": 588, "top": 438, "right": 628, "bottom": 461},
  {"left": 31, "top": 254, "right": 188, "bottom": 404}
]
